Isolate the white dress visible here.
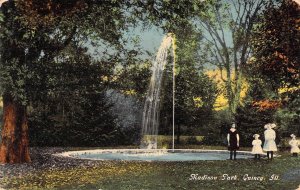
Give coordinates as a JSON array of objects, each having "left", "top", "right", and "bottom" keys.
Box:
[
  {"left": 252, "top": 139, "right": 264, "bottom": 154},
  {"left": 289, "top": 139, "right": 300, "bottom": 153},
  {"left": 263, "top": 129, "right": 277, "bottom": 151}
]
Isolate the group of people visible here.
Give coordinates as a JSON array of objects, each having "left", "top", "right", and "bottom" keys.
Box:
[{"left": 227, "top": 123, "right": 300, "bottom": 160}]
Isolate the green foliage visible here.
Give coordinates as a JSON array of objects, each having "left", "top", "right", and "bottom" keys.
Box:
[
  {"left": 0, "top": 103, "right": 2, "bottom": 128},
  {"left": 198, "top": 110, "right": 231, "bottom": 146},
  {"left": 130, "top": 0, "right": 207, "bottom": 32},
  {"left": 235, "top": 69, "right": 277, "bottom": 146},
  {"left": 251, "top": 0, "right": 300, "bottom": 90},
  {"left": 197, "top": 0, "right": 269, "bottom": 117},
  {"left": 236, "top": 103, "right": 276, "bottom": 147},
  {"left": 27, "top": 49, "right": 122, "bottom": 146},
  {"left": 29, "top": 93, "right": 121, "bottom": 147},
  {"left": 69, "top": 92, "right": 119, "bottom": 146},
  {"left": 250, "top": 0, "right": 300, "bottom": 136},
  {"left": 0, "top": 2, "right": 34, "bottom": 104},
  {"left": 275, "top": 105, "right": 300, "bottom": 137},
  {"left": 159, "top": 27, "right": 218, "bottom": 140},
  {"left": 0, "top": 0, "right": 142, "bottom": 104},
  {"left": 0, "top": 59, "right": 32, "bottom": 104},
  {"left": 113, "top": 60, "right": 152, "bottom": 100}
]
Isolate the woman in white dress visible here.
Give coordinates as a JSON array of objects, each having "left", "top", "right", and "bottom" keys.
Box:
[
  {"left": 252, "top": 134, "right": 263, "bottom": 159},
  {"left": 263, "top": 123, "right": 277, "bottom": 160},
  {"left": 289, "top": 134, "right": 300, "bottom": 157}
]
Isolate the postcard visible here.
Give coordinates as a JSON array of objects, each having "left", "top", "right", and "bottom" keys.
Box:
[{"left": 0, "top": 0, "right": 299, "bottom": 189}]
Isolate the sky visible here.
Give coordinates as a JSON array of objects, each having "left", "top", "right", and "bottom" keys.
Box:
[
  {"left": 87, "top": 24, "right": 165, "bottom": 61},
  {"left": 129, "top": 26, "right": 164, "bottom": 54}
]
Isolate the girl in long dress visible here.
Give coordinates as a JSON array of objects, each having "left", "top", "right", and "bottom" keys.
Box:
[
  {"left": 227, "top": 123, "right": 240, "bottom": 160},
  {"left": 252, "top": 134, "right": 263, "bottom": 159},
  {"left": 289, "top": 134, "right": 300, "bottom": 157},
  {"left": 263, "top": 123, "right": 277, "bottom": 160}
]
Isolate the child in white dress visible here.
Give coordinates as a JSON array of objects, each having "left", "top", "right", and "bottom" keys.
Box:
[
  {"left": 289, "top": 134, "right": 300, "bottom": 157},
  {"left": 263, "top": 123, "right": 277, "bottom": 160},
  {"left": 252, "top": 134, "right": 263, "bottom": 159}
]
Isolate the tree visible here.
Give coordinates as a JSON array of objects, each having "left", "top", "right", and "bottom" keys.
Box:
[
  {"left": 0, "top": 0, "right": 134, "bottom": 163},
  {"left": 0, "top": 1, "right": 33, "bottom": 163},
  {"left": 197, "top": 0, "right": 268, "bottom": 119},
  {"left": 235, "top": 77, "right": 276, "bottom": 146},
  {"left": 28, "top": 46, "right": 119, "bottom": 147},
  {"left": 251, "top": 0, "right": 299, "bottom": 94},
  {"left": 250, "top": 0, "right": 300, "bottom": 135}
]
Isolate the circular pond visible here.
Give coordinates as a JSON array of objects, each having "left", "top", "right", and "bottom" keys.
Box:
[{"left": 55, "top": 149, "right": 255, "bottom": 161}]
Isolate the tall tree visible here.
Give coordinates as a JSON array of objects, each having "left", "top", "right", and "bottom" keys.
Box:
[
  {"left": 0, "top": 1, "right": 33, "bottom": 163},
  {"left": 28, "top": 46, "right": 119, "bottom": 147},
  {"left": 251, "top": 0, "right": 299, "bottom": 92},
  {"left": 0, "top": 0, "right": 132, "bottom": 163},
  {"left": 197, "top": 0, "right": 268, "bottom": 119},
  {"left": 250, "top": 0, "right": 300, "bottom": 135}
]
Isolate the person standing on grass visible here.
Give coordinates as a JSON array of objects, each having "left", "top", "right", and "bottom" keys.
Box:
[
  {"left": 263, "top": 123, "right": 277, "bottom": 160},
  {"left": 289, "top": 134, "right": 300, "bottom": 157},
  {"left": 252, "top": 134, "right": 263, "bottom": 160},
  {"left": 227, "top": 123, "right": 240, "bottom": 160}
]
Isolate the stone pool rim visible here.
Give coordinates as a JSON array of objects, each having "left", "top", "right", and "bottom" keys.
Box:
[{"left": 53, "top": 149, "right": 267, "bottom": 162}]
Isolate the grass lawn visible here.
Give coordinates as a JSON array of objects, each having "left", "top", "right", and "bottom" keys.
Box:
[{"left": 2, "top": 147, "right": 300, "bottom": 190}]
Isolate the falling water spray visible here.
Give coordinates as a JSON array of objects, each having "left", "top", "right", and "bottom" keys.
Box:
[{"left": 140, "top": 33, "right": 176, "bottom": 149}]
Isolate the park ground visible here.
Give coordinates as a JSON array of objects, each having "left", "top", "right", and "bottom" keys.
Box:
[{"left": 0, "top": 146, "right": 300, "bottom": 190}]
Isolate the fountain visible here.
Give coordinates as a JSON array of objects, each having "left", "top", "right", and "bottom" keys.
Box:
[
  {"left": 140, "top": 33, "right": 176, "bottom": 150},
  {"left": 54, "top": 34, "right": 256, "bottom": 161}
]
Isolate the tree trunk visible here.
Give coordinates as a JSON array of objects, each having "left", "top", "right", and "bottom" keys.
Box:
[
  {"left": 0, "top": 94, "right": 31, "bottom": 164},
  {"left": 176, "top": 124, "right": 181, "bottom": 144},
  {"left": 232, "top": 72, "right": 243, "bottom": 115}
]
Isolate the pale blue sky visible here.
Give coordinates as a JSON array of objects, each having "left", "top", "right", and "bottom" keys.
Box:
[
  {"left": 87, "top": 25, "right": 165, "bottom": 60},
  {"left": 130, "top": 26, "right": 164, "bottom": 54}
]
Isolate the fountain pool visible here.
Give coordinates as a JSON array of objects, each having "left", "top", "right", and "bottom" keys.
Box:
[{"left": 55, "top": 149, "right": 255, "bottom": 161}]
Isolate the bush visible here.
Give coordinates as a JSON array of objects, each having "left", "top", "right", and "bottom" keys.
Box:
[
  {"left": 186, "top": 136, "right": 198, "bottom": 144},
  {"left": 201, "top": 134, "right": 226, "bottom": 146},
  {"left": 28, "top": 91, "right": 126, "bottom": 147},
  {"left": 236, "top": 104, "right": 275, "bottom": 147}
]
